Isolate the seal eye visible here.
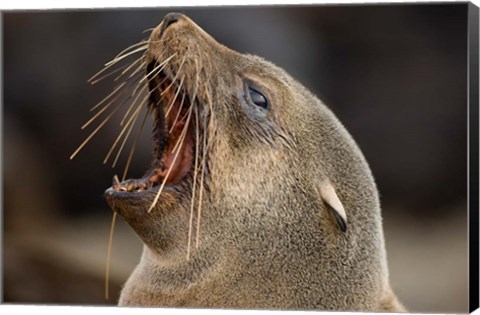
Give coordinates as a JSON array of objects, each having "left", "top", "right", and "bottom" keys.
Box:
[{"left": 247, "top": 87, "right": 269, "bottom": 110}]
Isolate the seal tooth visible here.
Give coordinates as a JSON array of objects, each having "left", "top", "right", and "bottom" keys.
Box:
[
  {"left": 126, "top": 181, "right": 136, "bottom": 192},
  {"left": 112, "top": 175, "right": 121, "bottom": 190}
]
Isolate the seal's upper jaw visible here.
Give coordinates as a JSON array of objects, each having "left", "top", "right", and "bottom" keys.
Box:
[
  {"left": 146, "top": 12, "right": 232, "bottom": 67},
  {"left": 146, "top": 13, "right": 188, "bottom": 66}
]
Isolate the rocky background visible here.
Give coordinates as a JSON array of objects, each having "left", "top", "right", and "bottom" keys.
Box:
[{"left": 3, "top": 4, "right": 469, "bottom": 312}]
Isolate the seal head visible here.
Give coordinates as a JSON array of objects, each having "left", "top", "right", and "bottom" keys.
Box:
[{"left": 103, "top": 13, "right": 404, "bottom": 311}]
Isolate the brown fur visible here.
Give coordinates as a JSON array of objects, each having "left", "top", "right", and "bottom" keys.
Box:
[{"left": 107, "top": 13, "right": 405, "bottom": 311}]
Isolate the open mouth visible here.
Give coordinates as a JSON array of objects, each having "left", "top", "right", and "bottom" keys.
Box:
[{"left": 109, "top": 60, "right": 195, "bottom": 196}]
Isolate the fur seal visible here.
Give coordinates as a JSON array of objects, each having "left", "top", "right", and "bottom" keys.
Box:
[{"left": 99, "top": 13, "right": 405, "bottom": 311}]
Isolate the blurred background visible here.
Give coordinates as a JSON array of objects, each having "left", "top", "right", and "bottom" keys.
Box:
[{"left": 2, "top": 3, "right": 469, "bottom": 312}]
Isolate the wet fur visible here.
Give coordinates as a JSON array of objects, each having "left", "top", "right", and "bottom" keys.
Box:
[{"left": 108, "top": 14, "right": 405, "bottom": 311}]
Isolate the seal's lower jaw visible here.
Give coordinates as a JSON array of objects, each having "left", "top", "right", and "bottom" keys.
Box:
[{"left": 104, "top": 64, "right": 195, "bottom": 210}]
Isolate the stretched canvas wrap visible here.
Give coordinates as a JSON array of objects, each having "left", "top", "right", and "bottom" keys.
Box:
[{"left": 2, "top": 2, "right": 479, "bottom": 313}]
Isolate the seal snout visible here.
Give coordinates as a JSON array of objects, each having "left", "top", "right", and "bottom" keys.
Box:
[{"left": 160, "top": 12, "right": 184, "bottom": 36}]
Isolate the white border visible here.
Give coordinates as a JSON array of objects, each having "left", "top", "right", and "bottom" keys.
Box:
[{"left": 0, "top": 0, "right": 477, "bottom": 11}]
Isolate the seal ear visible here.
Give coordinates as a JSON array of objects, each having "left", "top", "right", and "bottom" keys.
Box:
[{"left": 318, "top": 182, "right": 347, "bottom": 232}]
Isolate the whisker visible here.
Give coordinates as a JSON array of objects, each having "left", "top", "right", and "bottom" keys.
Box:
[
  {"left": 88, "top": 62, "right": 121, "bottom": 84},
  {"left": 164, "top": 76, "right": 185, "bottom": 118},
  {"left": 88, "top": 71, "right": 145, "bottom": 133},
  {"left": 94, "top": 40, "right": 144, "bottom": 302},
  {"left": 171, "top": 60, "right": 197, "bottom": 153},
  {"left": 103, "top": 96, "right": 143, "bottom": 164},
  {"left": 90, "top": 66, "right": 127, "bottom": 85},
  {"left": 169, "top": 92, "right": 186, "bottom": 134},
  {"left": 139, "top": 62, "right": 166, "bottom": 84},
  {"left": 113, "top": 40, "right": 148, "bottom": 60},
  {"left": 120, "top": 76, "right": 169, "bottom": 136},
  {"left": 90, "top": 82, "right": 126, "bottom": 112},
  {"left": 132, "top": 54, "right": 175, "bottom": 97},
  {"left": 195, "top": 114, "right": 208, "bottom": 249},
  {"left": 88, "top": 47, "right": 144, "bottom": 85},
  {"left": 70, "top": 100, "right": 124, "bottom": 160},
  {"left": 187, "top": 107, "right": 200, "bottom": 260},
  {"left": 148, "top": 105, "right": 193, "bottom": 213},
  {"left": 132, "top": 78, "right": 148, "bottom": 99},
  {"left": 104, "top": 211, "right": 117, "bottom": 300},
  {"left": 127, "top": 59, "right": 147, "bottom": 80},
  {"left": 91, "top": 76, "right": 144, "bottom": 131},
  {"left": 120, "top": 86, "right": 148, "bottom": 126},
  {"left": 82, "top": 92, "right": 122, "bottom": 130},
  {"left": 118, "top": 67, "right": 145, "bottom": 87},
  {"left": 142, "top": 27, "right": 155, "bottom": 34},
  {"left": 139, "top": 53, "right": 177, "bottom": 84},
  {"left": 149, "top": 74, "right": 170, "bottom": 94},
  {"left": 127, "top": 53, "right": 176, "bottom": 105},
  {"left": 114, "top": 58, "right": 145, "bottom": 82},
  {"left": 111, "top": 101, "right": 144, "bottom": 168},
  {"left": 105, "top": 45, "right": 148, "bottom": 67},
  {"left": 122, "top": 108, "right": 150, "bottom": 181},
  {"left": 171, "top": 105, "right": 193, "bottom": 155},
  {"left": 160, "top": 52, "right": 188, "bottom": 96}
]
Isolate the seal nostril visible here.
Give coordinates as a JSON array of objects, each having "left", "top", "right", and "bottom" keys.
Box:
[{"left": 161, "top": 13, "right": 183, "bottom": 33}]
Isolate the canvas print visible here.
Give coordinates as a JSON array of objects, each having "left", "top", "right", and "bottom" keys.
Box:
[{"left": 2, "top": 3, "right": 478, "bottom": 313}]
